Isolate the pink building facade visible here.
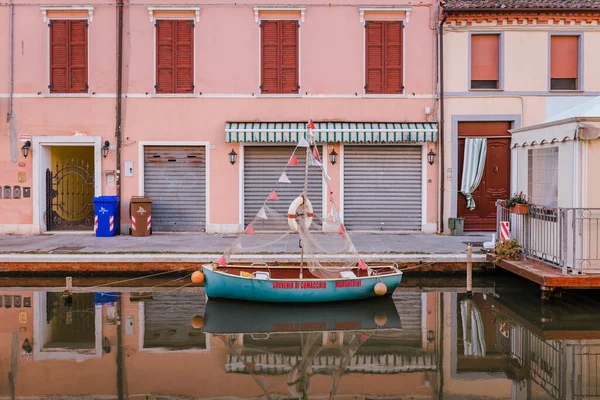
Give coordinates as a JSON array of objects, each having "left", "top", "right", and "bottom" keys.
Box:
[{"left": 0, "top": 0, "right": 439, "bottom": 234}]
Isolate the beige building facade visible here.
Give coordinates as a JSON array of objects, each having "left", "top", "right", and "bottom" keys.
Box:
[{"left": 441, "top": 1, "right": 600, "bottom": 232}]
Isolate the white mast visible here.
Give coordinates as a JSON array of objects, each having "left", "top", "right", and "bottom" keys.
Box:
[{"left": 299, "top": 122, "right": 312, "bottom": 280}]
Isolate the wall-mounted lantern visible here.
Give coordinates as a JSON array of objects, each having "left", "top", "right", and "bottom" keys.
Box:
[
  {"left": 102, "top": 141, "right": 110, "bottom": 158},
  {"left": 427, "top": 149, "right": 436, "bottom": 165},
  {"left": 329, "top": 149, "right": 338, "bottom": 165},
  {"left": 229, "top": 149, "right": 237, "bottom": 165},
  {"left": 21, "top": 141, "right": 31, "bottom": 158}
]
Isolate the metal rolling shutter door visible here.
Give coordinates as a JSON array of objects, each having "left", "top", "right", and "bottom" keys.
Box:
[
  {"left": 392, "top": 292, "right": 423, "bottom": 346},
  {"left": 244, "top": 146, "right": 323, "bottom": 231},
  {"left": 344, "top": 145, "right": 422, "bottom": 231},
  {"left": 144, "top": 146, "right": 206, "bottom": 232}
]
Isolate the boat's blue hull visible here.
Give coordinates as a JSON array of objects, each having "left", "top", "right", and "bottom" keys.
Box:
[{"left": 202, "top": 265, "right": 403, "bottom": 303}]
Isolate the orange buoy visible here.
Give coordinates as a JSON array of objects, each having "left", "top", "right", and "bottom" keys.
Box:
[
  {"left": 191, "top": 315, "right": 205, "bottom": 329},
  {"left": 374, "top": 312, "right": 388, "bottom": 327},
  {"left": 191, "top": 271, "right": 205, "bottom": 285},
  {"left": 374, "top": 282, "right": 387, "bottom": 296}
]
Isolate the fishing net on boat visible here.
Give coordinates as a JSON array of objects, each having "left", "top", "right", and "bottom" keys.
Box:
[{"left": 221, "top": 132, "right": 365, "bottom": 279}]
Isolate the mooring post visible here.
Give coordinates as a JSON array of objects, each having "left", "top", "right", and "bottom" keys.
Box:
[
  {"left": 466, "top": 244, "right": 473, "bottom": 296},
  {"left": 65, "top": 276, "right": 73, "bottom": 296}
]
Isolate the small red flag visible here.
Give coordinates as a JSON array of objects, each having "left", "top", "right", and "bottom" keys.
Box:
[
  {"left": 339, "top": 224, "right": 346, "bottom": 239},
  {"left": 268, "top": 190, "right": 279, "bottom": 201},
  {"left": 245, "top": 224, "right": 255, "bottom": 234},
  {"left": 288, "top": 154, "right": 299, "bottom": 165},
  {"left": 307, "top": 119, "right": 316, "bottom": 130},
  {"left": 312, "top": 146, "right": 321, "bottom": 161},
  {"left": 216, "top": 254, "right": 226, "bottom": 267},
  {"left": 358, "top": 259, "right": 369, "bottom": 270}
]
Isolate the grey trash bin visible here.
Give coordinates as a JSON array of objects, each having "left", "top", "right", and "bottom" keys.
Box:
[{"left": 448, "top": 217, "right": 465, "bottom": 236}]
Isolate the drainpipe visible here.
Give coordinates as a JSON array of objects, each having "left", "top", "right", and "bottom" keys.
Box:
[
  {"left": 115, "top": 0, "right": 124, "bottom": 234},
  {"left": 7, "top": 0, "right": 16, "bottom": 163},
  {"left": 438, "top": 13, "right": 447, "bottom": 233},
  {"left": 116, "top": 295, "right": 124, "bottom": 400},
  {"left": 7, "top": 0, "right": 13, "bottom": 123},
  {"left": 574, "top": 125, "right": 580, "bottom": 209}
]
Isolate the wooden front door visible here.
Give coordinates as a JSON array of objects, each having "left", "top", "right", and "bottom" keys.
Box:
[{"left": 457, "top": 122, "right": 511, "bottom": 231}]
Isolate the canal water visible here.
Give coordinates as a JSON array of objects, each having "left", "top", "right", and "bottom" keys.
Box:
[{"left": 1, "top": 273, "right": 599, "bottom": 399}]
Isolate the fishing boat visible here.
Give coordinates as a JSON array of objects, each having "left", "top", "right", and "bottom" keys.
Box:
[{"left": 199, "top": 120, "right": 403, "bottom": 303}]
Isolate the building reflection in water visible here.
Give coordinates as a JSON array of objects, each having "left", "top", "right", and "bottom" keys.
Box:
[
  {"left": 0, "top": 280, "right": 599, "bottom": 399},
  {"left": 447, "top": 287, "right": 600, "bottom": 400}
]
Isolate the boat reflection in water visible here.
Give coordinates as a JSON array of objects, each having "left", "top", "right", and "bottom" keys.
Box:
[
  {"left": 202, "top": 296, "right": 402, "bottom": 333},
  {"left": 202, "top": 296, "right": 436, "bottom": 399}
]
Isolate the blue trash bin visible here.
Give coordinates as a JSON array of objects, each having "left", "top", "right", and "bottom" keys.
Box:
[{"left": 93, "top": 196, "right": 119, "bottom": 237}]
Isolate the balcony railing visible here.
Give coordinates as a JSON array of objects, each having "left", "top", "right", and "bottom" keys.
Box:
[{"left": 496, "top": 201, "right": 600, "bottom": 275}]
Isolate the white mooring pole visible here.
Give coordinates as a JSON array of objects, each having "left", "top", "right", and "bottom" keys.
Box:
[{"left": 466, "top": 244, "right": 473, "bottom": 295}]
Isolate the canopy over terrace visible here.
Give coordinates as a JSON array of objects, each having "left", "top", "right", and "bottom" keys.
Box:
[
  {"left": 511, "top": 96, "right": 600, "bottom": 147},
  {"left": 225, "top": 122, "right": 438, "bottom": 143},
  {"left": 509, "top": 96, "right": 600, "bottom": 210}
]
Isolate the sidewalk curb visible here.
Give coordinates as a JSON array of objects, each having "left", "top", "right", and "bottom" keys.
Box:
[{"left": 0, "top": 253, "right": 489, "bottom": 264}]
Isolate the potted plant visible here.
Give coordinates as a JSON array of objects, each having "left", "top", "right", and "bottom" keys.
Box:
[
  {"left": 505, "top": 192, "right": 529, "bottom": 215},
  {"left": 493, "top": 239, "right": 521, "bottom": 264}
]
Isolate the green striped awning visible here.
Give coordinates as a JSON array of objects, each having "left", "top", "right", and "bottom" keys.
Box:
[{"left": 225, "top": 122, "right": 437, "bottom": 143}]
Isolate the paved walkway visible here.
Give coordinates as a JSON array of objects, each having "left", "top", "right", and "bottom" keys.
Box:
[{"left": 0, "top": 232, "right": 491, "bottom": 255}]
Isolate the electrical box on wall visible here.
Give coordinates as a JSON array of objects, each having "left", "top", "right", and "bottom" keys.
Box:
[
  {"left": 105, "top": 170, "right": 116, "bottom": 187},
  {"left": 124, "top": 161, "right": 134, "bottom": 177}
]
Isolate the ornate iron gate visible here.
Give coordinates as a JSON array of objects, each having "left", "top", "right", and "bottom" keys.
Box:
[{"left": 46, "top": 157, "right": 95, "bottom": 231}]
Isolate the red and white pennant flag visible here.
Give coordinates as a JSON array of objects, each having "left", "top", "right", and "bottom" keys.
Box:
[
  {"left": 216, "top": 254, "right": 226, "bottom": 267},
  {"left": 288, "top": 154, "right": 299, "bottom": 165}
]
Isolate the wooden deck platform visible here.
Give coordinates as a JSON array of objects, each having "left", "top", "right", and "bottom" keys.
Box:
[
  {"left": 487, "top": 291, "right": 600, "bottom": 340},
  {"left": 487, "top": 254, "right": 600, "bottom": 296}
]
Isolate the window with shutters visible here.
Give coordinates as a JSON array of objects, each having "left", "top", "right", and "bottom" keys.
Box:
[
  {"left": 49, "top": 20, "right": 88, "bottom": 94},
  {"left": 550, "top": 35, "right": 580, "bottom": 91},
  {"left": 470, "top": 34, "right": 501, "bottom": 90},
  {"left": 155, "top": 19, "right": 195, "bottom": 94},
  {"left": 365, "top": 21, "right": 403, "bottom": 94},
  {"left": 260, "top": 20, "right": 299, "bottom": 95}
]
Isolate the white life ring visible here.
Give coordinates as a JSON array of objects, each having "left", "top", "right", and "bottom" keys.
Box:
[{"left": 288, "top": 196, "right": 314, "bottom": 232}]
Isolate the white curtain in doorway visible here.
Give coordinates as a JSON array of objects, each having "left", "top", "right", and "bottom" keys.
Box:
[
  {"left": 460, "top": 299, "right": 487, "bottom": 357},
  {"left": 461, "top": 138, "right": 487, "bottom": 210}
]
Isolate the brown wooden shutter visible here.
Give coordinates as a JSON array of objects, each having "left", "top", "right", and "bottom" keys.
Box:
[
  {"left": 261, "top": 21, "right": 280, "bottom": 94},
  {"left": 281, "top": 20, "right": 299, "bottom": 94},
  {"left": 551, "top": 36, "right": 578, "bottom": 79},
  {"left": 365, "top": 21, "right": 384, "bottom": 93},
  {"left": 471, "top": 35, "right": 499, "bottom": 81},
  {"left": 69, "top": 20, "right": 88, "bottom": 93},
  {"left": 175, "top": 20, "right": 194, "bottom": 93},
  {"left": 50, "top": 20, "right": 69, "bottom": 93},
  {"left": 384, "top": 21, "right": 403, "bottom": 93},
  {"left": 50, "top": 20, "right": 88, "bottom": 93},
  {"left": 156, "top": 20, "right": 175, "bottom": 93}
]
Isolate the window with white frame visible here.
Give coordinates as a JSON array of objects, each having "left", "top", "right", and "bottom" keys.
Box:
[{"left": 528, "top": 147, "right": 558, "bottom": 207}]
